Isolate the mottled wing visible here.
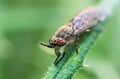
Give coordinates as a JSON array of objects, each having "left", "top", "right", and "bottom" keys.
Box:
[{"left": 71, "top": 7, "right": 106, "bottom": 35}]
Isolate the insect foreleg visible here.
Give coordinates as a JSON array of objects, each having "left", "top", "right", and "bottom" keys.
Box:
[
  {"left": 54, "top": 45, "right": 70, "bottom": 65},
  {"left": 54, "top": 51, "right": 61, "bottom": 65},
  {"left": 54, "top": 47, "right": 63, "bottom": 65},
  {"left": 54, "top": 52, "right": 66, "bottom": 65}
]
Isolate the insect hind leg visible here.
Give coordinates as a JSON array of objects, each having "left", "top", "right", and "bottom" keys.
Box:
[
  {"left": 74, "top": 34, "right": 80, "bottom": 54},
  {"left": 74, "top": 42, "right": 79, "bottom": 54}
]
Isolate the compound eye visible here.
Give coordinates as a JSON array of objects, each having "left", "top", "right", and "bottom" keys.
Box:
[{"left": 55, "top": 37, "right": 66, "bottom": 45}]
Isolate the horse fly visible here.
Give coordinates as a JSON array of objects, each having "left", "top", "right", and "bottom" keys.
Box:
[{"left": 40, "top": 6, "right": 107, "bottom": 65}]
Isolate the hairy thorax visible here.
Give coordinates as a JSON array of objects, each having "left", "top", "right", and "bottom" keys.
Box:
[{"left": 53, "top": 23, "right": 76, "bottom": 43}]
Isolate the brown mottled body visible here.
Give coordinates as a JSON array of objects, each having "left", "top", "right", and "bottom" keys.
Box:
[{"left": 41, "top": 6, "right": 107, "bottom": 65}]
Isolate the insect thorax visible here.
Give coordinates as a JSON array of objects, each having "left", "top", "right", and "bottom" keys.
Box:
[{"left": 54, "top": 23, "right": 76, "bottom": 42}]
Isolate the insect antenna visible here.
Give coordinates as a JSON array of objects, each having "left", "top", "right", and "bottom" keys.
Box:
[{"left": 40, "top": 42, "right": 55, "bottom": 48}]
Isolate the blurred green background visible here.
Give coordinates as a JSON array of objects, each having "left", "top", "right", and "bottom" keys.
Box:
[{"left": 0, "top": 0, "right": 120, "bottom": 79}]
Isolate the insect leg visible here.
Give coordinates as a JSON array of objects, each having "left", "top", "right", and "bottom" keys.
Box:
[
  {"left": 55, "top": 44, "right": 70, "bottom": 65},
  {"left": 54, "top": 45, "right": 69, "bottom": 65},
  {"left": 74, "top": 42, "right": 79, "bottom": 54},
  {"left": 54, "top": 52, "right": 66, "bottom": 65},
  {"left": 60, "top": 45, "right": 69, "bottom": 60},
  {"left": 54, "top": 47, "right": 64, "bottom": 65},
  {"left": 74, "top": 35, "right": 80, "bottom": 54},
  {"left": 54, "top": 51, "right": 61, "bottom": 65}
]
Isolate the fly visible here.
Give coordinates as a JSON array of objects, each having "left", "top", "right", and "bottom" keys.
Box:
[{"left": 40, "top": 6, "right": 107, "bottom": 65}]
